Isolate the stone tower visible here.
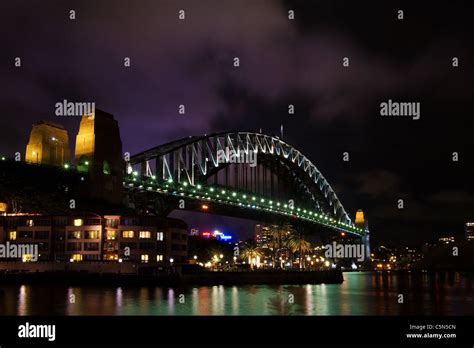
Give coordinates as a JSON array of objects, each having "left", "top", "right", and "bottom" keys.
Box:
[
  {"left": 25, "top": 121, "right": 71, "bottom": 166},
  {"left": 74, "top": 109, "right": 124, "bottom": 203},
  {"left": 355, "top": 209, "right": 371, "bottom": 262}
]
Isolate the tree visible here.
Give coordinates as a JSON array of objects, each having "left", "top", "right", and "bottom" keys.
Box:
[
  {"left": 240, "top": 246, "right": 264, "bottom": 270},
  {"left": 268, "top": 224, "right": 294, "bottom": 268},
  {"left": 287, "top": 232, "right": 312, "bottom": 269}
]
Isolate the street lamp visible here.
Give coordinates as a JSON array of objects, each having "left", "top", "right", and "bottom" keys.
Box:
[{"left": 193, "top": 255, "right": 197, "bottom": 260}]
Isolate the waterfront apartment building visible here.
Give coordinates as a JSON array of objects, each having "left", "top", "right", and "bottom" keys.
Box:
[{"left": 0, "top": 214, "right": 188, "bottom": 263}]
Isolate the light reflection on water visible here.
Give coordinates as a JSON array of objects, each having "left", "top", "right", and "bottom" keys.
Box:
[{"left": 0, "top": 272, "right": 472, "bottom": 315}]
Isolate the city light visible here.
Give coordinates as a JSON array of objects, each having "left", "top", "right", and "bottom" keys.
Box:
[{"left": 201, "top": 204, "right": 209, "bottom": 211}]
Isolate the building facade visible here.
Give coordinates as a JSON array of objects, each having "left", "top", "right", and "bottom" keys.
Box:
[
  {"left": 255, "top": 224, "right": 271, "bottom": 248},
  {"left": 0, "top": 215, "right": 188, "bottom": 264}
]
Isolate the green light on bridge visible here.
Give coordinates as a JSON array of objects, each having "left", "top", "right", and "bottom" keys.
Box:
[{"left": 126, "top": 174, "right": 359, "bottom": 235}]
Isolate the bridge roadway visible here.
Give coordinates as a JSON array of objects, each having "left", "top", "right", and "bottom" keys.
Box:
[{"left": 123, "top": 173, "right": 365, "bottom": 237}]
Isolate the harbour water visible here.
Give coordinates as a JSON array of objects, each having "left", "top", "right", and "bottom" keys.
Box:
[{"left": 0, "top": 272, "right": 472, "bottom": 315}]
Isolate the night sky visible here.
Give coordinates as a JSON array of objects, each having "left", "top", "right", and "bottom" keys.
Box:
[{"left": 1, "top": 0, "right": 473, "bottom": 246}]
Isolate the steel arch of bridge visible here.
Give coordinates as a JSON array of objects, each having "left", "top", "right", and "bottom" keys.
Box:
[{"left": 128, "top": 132, "right": 353, "bottom": 226}]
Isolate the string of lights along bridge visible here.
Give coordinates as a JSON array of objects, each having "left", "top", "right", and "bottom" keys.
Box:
[{"left": 124, "top": 173, "right": 364, "bottom": 236}]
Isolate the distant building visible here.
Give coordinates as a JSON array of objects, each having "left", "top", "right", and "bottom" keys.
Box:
[
  {"left": 0, "top": 214, "right": 187, "bottom": 263},
  {"left": 25, "top": 121, "right": 71, "bottom": 166},
  {"left": 438, "top": 236, "right": 456, "bottom": 244},
  {"left": 465, "top": 222, "right": 474, "bottom": 241},
  {"left": 255, "top": 224, "right": 271, "bottom": 248}
]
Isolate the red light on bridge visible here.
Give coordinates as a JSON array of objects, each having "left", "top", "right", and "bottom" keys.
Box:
[
  {"left": 201, "top": 204, "right": 209, "bottom": 211},
  {"left": 340, "top": 232, "right": 346, "bottom": 237}
]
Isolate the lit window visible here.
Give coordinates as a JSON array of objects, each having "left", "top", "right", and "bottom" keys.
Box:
[
  {"left": 141, "top": 254, "right": 149, "bottom": 263},
  {"left": 157, "top": 232, "right": 164, "bottom": 241},
  {"left": 122, "top": 231, "right": 134, "bottom": 238},
  {"left": 9, "top": 231, "right": 16, "bottom": 240},
  {"left": 156, "top": 254, "right": 163, "bottom": 262},
  {"left": 139, "top": 231, "right": 151, "bottom": 239},
  {"left": 69, "top": 231, "right": 82, "bottom": 239},
  {"left": 73, "top": 219, "right": 83, "bottom": 227},
  {"left": 86, "top": 231, "right": 99, "bottom": 239},
  {"left": 26, "top": 219, "right": 34, "bottom": 227},
  {"left": 106, "top": 230, "right": 116, "bottom": 240},
  {"left": 72, "top": 254, "right": 83, "bottom": 261}
]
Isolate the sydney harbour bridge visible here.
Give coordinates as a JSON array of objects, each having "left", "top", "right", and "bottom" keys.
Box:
[{"left": 125, "top": 132, "right": 365, "bottom": 239}]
